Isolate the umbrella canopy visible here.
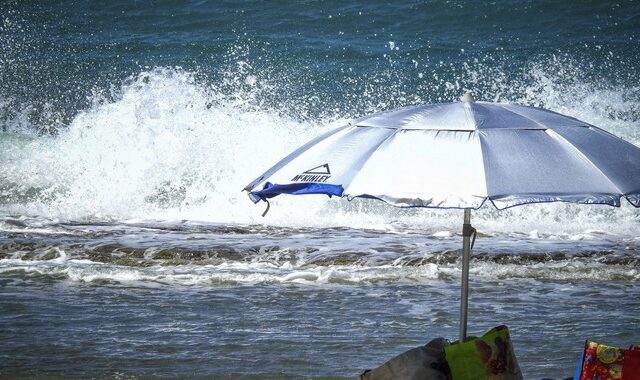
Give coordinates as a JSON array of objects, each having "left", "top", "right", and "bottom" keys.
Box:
[
  {"left": 243, "top": 93, "right": 640, "bottom": 340},
  {"left": 245, "top": 94, "right": 640, "bottom": 209}
]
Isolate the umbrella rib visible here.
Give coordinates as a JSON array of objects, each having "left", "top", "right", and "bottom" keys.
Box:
[
  {"left": 243, "top": 124, "right": 351, "bottom": 192},
  {"left": 499, "top": 105, "right": 550, "bottom": 130},
  {"left": 475, "top": 133, "right": 492, "bottom": 207},
  {"left": 511, "top": 104, "right": 597, "bottom": 127},
  {"left": 462, "top": 101, "right": 477, "bottom": 130}
]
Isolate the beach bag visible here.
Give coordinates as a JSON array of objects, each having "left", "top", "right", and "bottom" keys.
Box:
[
  {"left": 444, "top": 325, "right": 523, "bottom": 380},
  {"left": 574, "top": 340, "right": 640, "bottom": 380},
  {"left": 360, "top": 337, "right": 450, "bottom": 380}
]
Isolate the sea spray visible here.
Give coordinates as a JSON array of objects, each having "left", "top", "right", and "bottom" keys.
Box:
[
  {"left": 1, "top": 68, "right": 338, "bottom": 223},
  {"left": 0, "top": 59, "right": 639, "bottom": 235}
]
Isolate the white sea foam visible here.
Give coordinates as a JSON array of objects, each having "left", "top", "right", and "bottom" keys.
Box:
[
  {"left": 0, "top": 63, "right": 639, "bottom": 237},
  {"left": 0, "top": 255, "right": 637, "bottom": 287}
]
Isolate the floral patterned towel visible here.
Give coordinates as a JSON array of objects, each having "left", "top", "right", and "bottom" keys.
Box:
[{"left": 575, "top": 340, "right": 640, "bottom": 380}]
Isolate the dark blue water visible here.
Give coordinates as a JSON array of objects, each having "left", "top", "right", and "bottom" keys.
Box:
[
  {"left": 2, "top": 261, "right": 639, "bottom": 379},
  {"left": 1, "top": 1, "right": 640, "bottom": 378},
  {"left": 2, "top": 1, "right": 638, "bottom": 130}
]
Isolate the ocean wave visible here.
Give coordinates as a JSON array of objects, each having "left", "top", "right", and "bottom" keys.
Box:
[
  {"left": 1, "top": 219, "right": 638, "bottom": 286},
  {"left": 0, "top": 59, "right": 639, "bottom": 236},
  {"left": 1, "top": 252, "right": 638, "bottom": 287}
]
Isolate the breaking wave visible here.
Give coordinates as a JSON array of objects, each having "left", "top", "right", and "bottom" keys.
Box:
[
  {"left": 1, "top": 219, "right": 638, "bottom": 285},
  {"left": 1, "top": 56, "right": 639, "bottom": 237},
  {"left": 2, "top": 252, "right": 637, "bottom": 287}
]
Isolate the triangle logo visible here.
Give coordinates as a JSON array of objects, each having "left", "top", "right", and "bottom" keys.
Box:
[
  {"left": 291, "top": 163, "right": 332, "bottom": 183},
  {"left": 302, "top": 164, "right": 331, "bottom": 175}
]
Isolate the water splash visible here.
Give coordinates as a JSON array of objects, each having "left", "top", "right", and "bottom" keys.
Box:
[{"left": 0, "top": 56, "right": 639, "bottom": 236}]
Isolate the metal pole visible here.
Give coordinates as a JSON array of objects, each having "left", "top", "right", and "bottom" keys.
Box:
[{"left": 459, "top": 208, "right": 472, "bottom": 342}]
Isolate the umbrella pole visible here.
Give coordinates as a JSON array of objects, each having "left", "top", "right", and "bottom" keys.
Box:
[{"left": 459, "top": 208, "right": 472, "bottom": 342}]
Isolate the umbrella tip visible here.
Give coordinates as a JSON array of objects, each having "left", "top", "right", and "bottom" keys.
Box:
[{"left": 461, "top": 91, "right": 475, "bottom": 103}]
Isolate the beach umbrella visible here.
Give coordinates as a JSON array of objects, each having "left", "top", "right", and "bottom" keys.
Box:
[{"left": 243, "top": 92, "right": 640, "bottom": 341}]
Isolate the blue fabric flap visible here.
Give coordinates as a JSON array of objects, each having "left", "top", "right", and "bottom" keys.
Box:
[{"left": 250, "top": 182, "right": 344, "bottom": 201}]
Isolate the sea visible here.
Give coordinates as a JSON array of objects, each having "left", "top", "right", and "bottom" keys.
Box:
[{"left": 1, "top": 1, "right": 639, "bottom": 378}]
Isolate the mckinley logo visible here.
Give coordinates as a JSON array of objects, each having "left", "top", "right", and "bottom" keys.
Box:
[{"left": 291, "top": 164, "right": 331, "bottom": 183}]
